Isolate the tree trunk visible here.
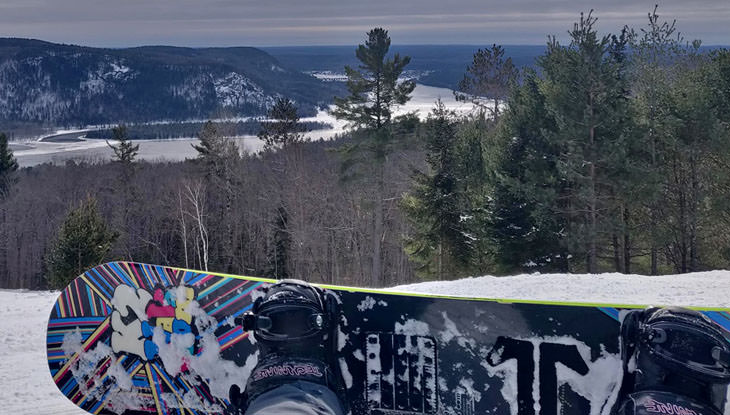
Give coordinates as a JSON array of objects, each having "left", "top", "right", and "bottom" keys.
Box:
[
  {"left": 689, "top": 151, "right": 699, "bottom": 272},
  {"left": 623, "top": 207, "right": 631, "bottom": 274},
  {"left": 178, "top": 190, "right": 189, "bottom": 269},
  {"left": 0, "top": 206, "right": 6, "bottom": 287},
  {"left": 588, "top": 120, "right": 597, "bottom": 273},
  {"left": 649, "top": 110, "right": 658, "bottom": 276},
  {"left": 678, "top": 171, "right": 687, "bottom": 274},
  {"left": 372, "top": 165, "right": 384, "bottom": 287},
  {"left": 438, "top": 240, "right": 443, "bottom": 280},
  {"left": 612, "top": 233, "right": 621, "bottom": 272}
]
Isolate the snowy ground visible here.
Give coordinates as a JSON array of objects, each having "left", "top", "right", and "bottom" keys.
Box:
[
  {"left": 12, "top": 84, "right": 474, "bottom": 168},
  {"left": 3, "top": 270, "right": 729, "bottom": 414},
  {"left": 1, "top": 289, "right": 89, "bottom": 415},
  {"left": 392, "top": 270, "right": 730, "bottom": 308}
]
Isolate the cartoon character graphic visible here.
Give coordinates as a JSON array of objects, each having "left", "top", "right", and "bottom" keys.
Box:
[{"left": 110, "top": 285, "right": 198, "bottom": 362}]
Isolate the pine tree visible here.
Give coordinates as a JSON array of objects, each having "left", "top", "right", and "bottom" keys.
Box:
[
  {"left": 332, "top": 28, "right": 415, "bottom": 133},
  {"left": 266, "top": 206, "right": 291, "bottom": 279},
  {"left": 0, "top": 132, "right": 19, "bottom": 198},
  {"left": 456, "top": 44, "right": 518, "bottom": 120},
  {"left": 331, "top": 28, "right": 415, "bottom": 286},
  {"left": 715, "top": 49, "right": 730, "bottom": 121},
  {"left": 106, "top": 124, "right": 140, "bottom": 260},
  {"left": 658, "top": 45, "right": 727, "bottom": 273},
  {"left": 107, "top": 124, "right": 139, "bottom": 165},
  {"left": 259, "top": 98, "right": 305, "bottom": 151},
  {"left": 705, "top": 49, "right": 730, "bottom": 267},
  {"left": 628, "top": 6, "right": 685, "bottom": 274},
  {"left": 538, "top": 11, "right": 632, "bottom": 272},
  {"left": 192, "top": 120, "right": 240, "bottom": 271},
  {"left": 45, "top": 197, "right": 118, "bottom": 289},
  {"left": 402, "top": 101, "right": 471, "bottom": 278},
  {"left": 490, "top": 71, "right": 569, "bottom": 272},
  {"left": 193, "top": 121, "right": 240, "bottom": 175}
]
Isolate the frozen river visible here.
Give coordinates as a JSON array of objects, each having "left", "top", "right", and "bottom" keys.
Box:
[{"left": 12, "top": 84, "right": 476, "bottom": 168}]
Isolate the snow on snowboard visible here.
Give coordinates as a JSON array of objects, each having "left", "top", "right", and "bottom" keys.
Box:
[{"left": 46, "top": 262, "right": 730, "bottom": 414}]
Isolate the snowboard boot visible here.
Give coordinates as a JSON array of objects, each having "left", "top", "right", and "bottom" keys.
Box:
[
  {"left": 614, "top": 307, "right": 730, "bottom": 415},
  {"left": 229, "top": 280, "right": 346, "bottom": 414}
]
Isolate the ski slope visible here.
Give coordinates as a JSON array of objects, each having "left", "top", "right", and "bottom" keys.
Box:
[{"left": 2, "top": 270, "right": 729, "bottom": 414}]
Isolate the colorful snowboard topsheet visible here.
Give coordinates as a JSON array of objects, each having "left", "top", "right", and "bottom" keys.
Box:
[{"left": 46, "top": 262, "right": 730, "bottom": 415}]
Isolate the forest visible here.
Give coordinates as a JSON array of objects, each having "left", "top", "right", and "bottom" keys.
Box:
[
  {"left": 1, "top": 8, "right": 730, "bottom": 289},
  {"left": 85, "top": 119, "right": 331, "bottom": 141}
]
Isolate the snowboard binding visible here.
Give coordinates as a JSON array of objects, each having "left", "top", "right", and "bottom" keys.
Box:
[
  {"left": 615, "top": 307, "right": 730, "bottom": 415},
  {"left": 229, "top": 280, "right": 346, "bottom": 414}
]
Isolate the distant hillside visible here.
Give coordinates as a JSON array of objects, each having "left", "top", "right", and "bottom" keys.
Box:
[
  {"left": 0, "top": 38, "right": 341, "bottom": 126},
  {"left": 265, "top": 44, "right": 728, "bottom": 90},
  {"left": 264, "top": 45, "right": 547, "bottom": 89}
]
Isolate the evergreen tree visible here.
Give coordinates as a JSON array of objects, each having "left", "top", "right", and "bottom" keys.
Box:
[
  {"left": 0, "top": 132, "right": 19, "bottom": 198},
  {"left": 258, "top": 99, "right": 307, "bottom": 279},
  {"left": 538, "top": 12, "right": 632, "bottom": 272},
  {"left": 622, "top": 7, "right": 730, "bottom": 273},
  {"left": 449, "top": 116, "right": 494, "bottom": 271},
  {"left": 659, "top": 45, "right": 727, "bottom": 272},
  {"left": 706, "top": 49, "right": 730, "bottom": 266},
  {"left": 259, "top": 98, "right": 305, "bottom": 151},
  {"left": 107, "top": 124, "right": 139, "bottom": 165},
  {"left": 456, "top": 44, "right": 518, "bottom": 120},
  {"left": 714, "top": 49, "right": 730, "bottom": 122},
  {"left": 331, "top": 27, "right": 415, "bottom": 286},
  {"left": 402, "top": 101, "right": 471, "bottom": 278},
  {"left": 332, "top": 27, "right": 415, "bottom": 132},
  {"left": 490, "top": 71, "right": 569, "bottom": 272},
  {"left": 266, "top": 206, "right": 291, "bottom": 279},
  {"left": 45, "top": 197, "right": 118, "bottom": 289},
  {"left": 628, "top": 6, "right": 685, "bottom": 274},
  {"left": 106, "top": 124, "right": 140, "bottom": 260},
  {"left": 193, "top": 121, "right": 240, "bottom": 176},
  {"left": 192, "top": 120, "right": 240, "bottom": 271}
]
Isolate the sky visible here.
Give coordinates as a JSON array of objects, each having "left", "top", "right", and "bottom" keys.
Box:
[{"left": 0, "top": 0, "right": 728, "bottom": 47}]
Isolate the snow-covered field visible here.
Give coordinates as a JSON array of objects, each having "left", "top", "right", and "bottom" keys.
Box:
[
  {"left": 1, "top": 289, "right": 89, "bottom": 414},
  {"left": 2, "top": 270, "right": 729, "bottom": 414},
  {"left": 12, "top": 84, "right": 473, "bottom": 167}
]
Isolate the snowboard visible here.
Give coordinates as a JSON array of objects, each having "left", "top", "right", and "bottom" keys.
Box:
[{"left": 46, "top": 261, "right": 730, "bottom": 415}]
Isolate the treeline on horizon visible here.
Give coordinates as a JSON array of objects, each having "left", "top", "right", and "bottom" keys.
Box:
[
  {"left": 1, "top": 7, "right": 730, "bottom": 290},
  {"left": 85, "top": 119, "right": 331, "bottom": 141}
]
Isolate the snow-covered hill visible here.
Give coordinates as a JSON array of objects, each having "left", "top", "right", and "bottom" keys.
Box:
[
  {"left": 3, "top": 270, "right": 729, "bottom": 414},
  {"left": 0, "top": 38, "right": 338, "bottom": 125}
]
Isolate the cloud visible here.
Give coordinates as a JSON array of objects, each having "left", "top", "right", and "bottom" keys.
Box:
[{"left": 0, "top": 0, "right": 727, "bottom": 46}]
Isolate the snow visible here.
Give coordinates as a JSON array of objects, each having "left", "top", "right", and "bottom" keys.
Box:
[
  {"left": 12, "top": 84, "right": 477, "bottom": 167},
  {"left": 307, "top": 71, "right": 349, "bottom": 82},
  {"left": 392, "top": 270, "right": 730, "bottom": 308},
  {"left": 0, "top": 289, "right": 89, "bottom": 415},
  {"left": 2, "top": 270, "right": 730, "bottom": 414},
  {"left": 213, "top": 72, "right": 274, "bottom": 108}
]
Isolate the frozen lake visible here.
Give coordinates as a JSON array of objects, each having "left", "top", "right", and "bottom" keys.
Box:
[{"left": 12, "top": 84, "right": 476, "bottom": 167}]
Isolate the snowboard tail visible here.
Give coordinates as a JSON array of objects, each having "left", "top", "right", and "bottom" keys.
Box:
[
  {"left": 48, "top": 263, "right": 267, "bottom": 414},
  {"left": 46, "top": 262, "right": 730, "bottom": 415}
]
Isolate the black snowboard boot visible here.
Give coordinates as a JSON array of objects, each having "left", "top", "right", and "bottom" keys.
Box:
[
  {"left": 228, "top": 280, "right": 346, "bottom": 414},
  {"left": 614, "top": 307, "right": 730, "bottom": 415}
]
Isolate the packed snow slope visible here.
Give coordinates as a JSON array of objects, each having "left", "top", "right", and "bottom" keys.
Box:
[
  {"left": 392, "top": 270, "right": 730, "bottom": 308},
  {"left": 2, "top": 270, "right": 729, "bottom": 414}
]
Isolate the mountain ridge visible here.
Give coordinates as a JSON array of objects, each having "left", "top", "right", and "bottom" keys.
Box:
[{"left": 0, "top": 38, "right": 340, "bottom": 127}]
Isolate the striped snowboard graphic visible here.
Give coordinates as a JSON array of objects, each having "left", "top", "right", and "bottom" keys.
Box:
[
  {"left": 47, "top": 262, "right": 730, "bottom": 415},
  {"left": 47, "top": 262, "right": 271, "bottom": 415}
]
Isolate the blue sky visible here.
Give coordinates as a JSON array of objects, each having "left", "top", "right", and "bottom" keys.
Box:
[{"left": 1, "top": 1, "right": 728, "bottom": 47}]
